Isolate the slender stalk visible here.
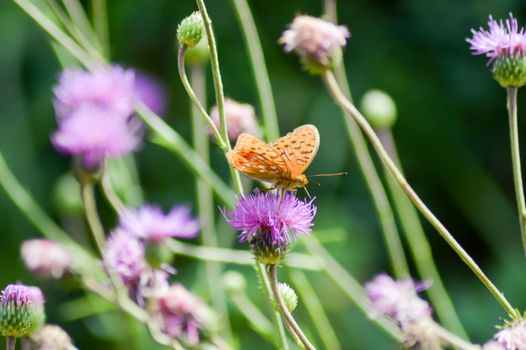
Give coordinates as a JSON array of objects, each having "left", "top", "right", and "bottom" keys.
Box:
[
  {"left": 377, "top": 129, "right": 468, "bottom": 338},
  {"left": 267, "top": 265, "right": 316, "bottom": 350},
  {"left": 229, "top": 289, "right": 275, "bottom": 343},
  {"left": 135, "top": 102, "right": 235, "bottom": 207},
  {"left": 178, "top": 46, "right": 225, "bottom": 149},
  {"left": 431, "top": 322, "right": 481, "bottom": 350},
  {"left": 303, "top": 237, "right": 402, "bottom": 340},
  {"left": 190, "top": 64, "right": 232, "bottom": 342},
  {"left": 289, "top": 270, "right": 341, "bottom": 350},
  {"left": 12, "top": 0, "right": 101, "bottom": 68},
  {"left": 101, "top": 162, "right": 126, "bottom": 214},
  {"left": 231, "top": 0, "right": 280, "bottom": 141},
  {"left": 322, "top": 1, "right": 408, "bottom": 279},
  {"left": 322, "top": 70, "right": 519, "bottom": 318},
  {"left": 507, "top": 87, "right": 526, "bottom": 255},
  {"left": 6, "top": 337, "right": 15, "bottom": 350},
  {"left": 79, "top": 180, "right": 107, "bottom": 255},
  {"left": 62, "top": 0, "right": 94, "bottom": 46},
  {"left": 91, "top": 0, "right": 109, "bottom": 57},
  {"left": 195, "top": 0, "right": 244, "bottom": 195}
]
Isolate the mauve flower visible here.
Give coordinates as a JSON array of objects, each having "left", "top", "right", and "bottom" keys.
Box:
[
  {"left": 133, "top": 72, "right": 168, "bottom": 116},
  {"left": 21, "top": 239, "right": 72, "bottom": 279},
  {"left": 365, "top": 274, "right": 432, "bottom": 326},
  {"left": 0, "top": 284, "right": 45, "bottom": 338},
  {"left": 209, "top": 98, "right": 260, "bottom": 141},
  {"left": 280, "top": 15, "right": 350, "bottom": 72},
  {"left": 494, "top": 322, "right": 526, "bottom": 350},
  {"left": 152, "top": 283, "right": 218, "bottom": 345},
  {"left": 467, "top": 13, "right": 526, "bottom": 65},
  {"left": 28, "top": 325, "right": 75, "bottom": 350},
  {"left": 51, "top": 105, "right": 141, "bottom": 168},
  {"left": 53, "top": 66, "right": 136, "bottom": 119},
  {"left": 119, "top": 204, "right": 199, "bottom": 243},
  {"left": 225, "top": 189, "right": 316, "bottom": 245},
  {"left": 103, "top": 229, "right": 147, "bottom": 288}
]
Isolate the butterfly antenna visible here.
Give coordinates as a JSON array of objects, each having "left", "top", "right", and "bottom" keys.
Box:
[{"left": 307, "top": 171, "right": 348, "bottom": 178}]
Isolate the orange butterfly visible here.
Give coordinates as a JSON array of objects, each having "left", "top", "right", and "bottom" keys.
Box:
[{"left": 226, "top": 124, "right": 320, "bottom": 191}]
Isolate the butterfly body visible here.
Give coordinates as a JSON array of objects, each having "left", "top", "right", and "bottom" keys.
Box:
[{"left": 226, "top": 124, "right": 319, "bottom": 191}]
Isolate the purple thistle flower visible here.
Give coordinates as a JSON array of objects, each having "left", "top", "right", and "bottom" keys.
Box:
[
  {"left": 494, "top": 322, "right": 526, "bottom": 350},
  {"left": 104, "top": 229, "right": 147, "bottom": 288},
  {"left": 21, "top": 239, "right": 72, "bottom": 279},
  {"left": 53, "top": 65, "right": 136, "bottom": 119},
  {"left": 0, "top": 284, "right": 46, "bottom": 337},
  {"left": 1, "top": 285, "right": 31, "bottom": 310},
  {"left": 209, "top": 98, "right": 260, "bottom": 141},
  {"left": 133, "top": 72, "right": 168, "bottom": 116},
  {"left": 365, "top": 273, "right": 432, "bottom": 326},
  {"left": 225, "top": 190, "right": 316, "bottom": 246},
  {"left": 467, "top": 13, "right": 526, "bottom": 65},
  {"left": 51, "top": 105, "right": 141, "bottom": 168},
  {"left": 119, "top": 204, "right": 200, "bottom": 243}
]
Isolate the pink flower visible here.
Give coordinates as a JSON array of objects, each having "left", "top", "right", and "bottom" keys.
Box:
[
  {"left": 133, "top": 72, "right": 168, "bottom": 116},
  {"left": 494, "top": 322, "right": 526, "bottom": 350},
  {"left": 209, "top": 98, "right": 260, "bottom": 141},
  {"left": 21, "top": 239, "right": 72, "bottom": 279}
]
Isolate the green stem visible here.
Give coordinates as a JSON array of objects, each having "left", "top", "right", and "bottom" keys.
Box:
[
  {"left": 134, "top": 102, "right": 235, "bottom": 207},
  {"left": 190, "top": 64, "right": 233, "bottom": 343},
  {"left": 6, "top": 337, "right": 15, "bottom": 350},
  {"left": 229, "top": 289, "right": 275, "bottom": 344},
  {"left": 431, "top": 322, "right": 481, "bottom": 350},
  {"left": 195, "top": 0, "right": 244, "bottom": 195},
  {"left": 303, "top": 237, "right": 402, "bottom": 340},
  {"left": 267, "top": 265, "right": 316, "bottom": 350},
  {"left": 178, "top": 45, "right": 225, "bottom": 149},
  {"left": 91, "top": 0, "right": 109, "bottom": 57},
  {"left": 101, "top": 161, "right": 126, "bottom": 214},
  {"left": 289, "top": 270, "right": 341, "bottom": 350},
  {"left": 231, "top": 0, "right": 280, "bottom": 141},
  {"left": 322, "top": 70, "right": 519, "bottom": 319},
  {"left": 377, "top": 129, "right": 468, "bottom": 339},
  {"left": 12, "top": 0, "right": 100, "bottom": 68},
  {"left": 322, "top": 1, "right": 408, "bottom": 279},
  {"left": 507, "top": 87, "right": 526, "bottom": 256},
  {"left": 79, "top": 180, "right": 107, "bottom": 255}
]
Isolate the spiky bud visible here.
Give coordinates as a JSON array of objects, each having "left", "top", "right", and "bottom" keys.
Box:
[
  {"left": 493, "top": 56, "right": 526, "bottom": 88},
  {"left": 278, "top": 283, "right": 298, "bottom": 313},
  {"left": 177, "top": 12, "right": 205, "bottom": 48},
  {"left": 0, "top": 285, "right": 45, "bottom": 338},
  {"left": 360, "top": 89, "right": 397, "bottom": 129}
]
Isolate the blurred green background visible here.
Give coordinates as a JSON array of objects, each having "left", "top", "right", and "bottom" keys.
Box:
[{"left": 2, "top": 0, "right": 526, "bottom": 348}]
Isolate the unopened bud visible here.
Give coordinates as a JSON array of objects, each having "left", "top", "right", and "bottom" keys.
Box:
[
  {"left": 278, "top": 283, "right": 298, "bottom": 313},
  {"left": 177, "top": 12, "right": 205, "bottom": 48},
  {"left": 360, "top": 89, "right": 397, "bottom": 130}
]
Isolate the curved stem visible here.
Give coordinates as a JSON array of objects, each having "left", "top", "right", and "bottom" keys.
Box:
[
  {"left": 322, "top": 70, "right": 519, "bottom": 319},
  {"left": 231, "top": 0, "right": 280, "bottom": 141},
  {"left": 377, "top": 129, "right": 468, "bottom": 338},
  {"left": 268, "top": 264, "right": 316, "bottom": 350},
  {"left": 178, "top": 45, "right": 226, "bottom": 150},
  {"left": 100, "top": 162, "right": 126, "bottom": 215},
  {"left": 507, "top": 87, "right": 526, "bottom": 256},
  {"left": 79, "top": 180, "right": 107, "bottom": 255},
  {"left": 431, "top": 322, "right": 481, "bottom": 350}
]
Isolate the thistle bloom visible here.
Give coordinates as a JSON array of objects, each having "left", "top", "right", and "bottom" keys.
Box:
[
  {"left": 152, "top": 283, "right": 218, "bottom": 345},
  {"left": 53, "top": 66, "right": 136, "bottom": 119},
  {"left": 133, "top": 72, "right": 168, "bottom": 116},
  {"left": 467, "top": 13, "right": 526, "bottom": 87},
  {"left": 104, "top": 229, "right": 147, "bottom": 289},
  {"left": 21, "top": 239, "right": 72, "bottom": 279},
  {"left": 494, "top": 321, "right": 526, "bottom": 350},
  {"left": 209, "top": 98, "right": 260, "bottom": 141},
  {"left": 119, "top": 204, "right": 199, "bottom": 243},
  {"left": 51, "top": 105, "right": 141, "bottom": 168},
  {"left": 280, "top": 15, "right": 350, "bottom": 73},
  {"left": 225, "top": 190, "right": 316, "bottom": 264},
  {"left": 0, "top": 284, "right": 45, "bottom": 338},
  {"left": 365, "top": 274, "right": 431, "bottom": 326}
]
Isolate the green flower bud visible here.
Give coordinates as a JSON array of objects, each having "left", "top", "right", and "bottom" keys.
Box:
[
  {"left": 185, "top": 36, "right": 210, "bottom": 66},
  {"left": 52, "top": 173, "right": 82, "bottom": 216},
  {"left": 144, "top": 242, "right": 174, "bottom": 268},
  {"left": 177, "top": 12, "right": 205, "bottom": 48},
  {"left": 250, "top": 233, "right": 289, "bottom": 265},
  {"left": 222, "top": 271, "right": 246, "bottom": 294},
  {"left": 278, "top": 283, "right": 298, "bottom": 313},
  {"left": 360, "top": 89, "right": 397, "bottom": 129},
  {"left": 28, "top": 325, "right": 74, "bottom": 350},
  {"left": 0, "top": 285, "right": 45, "bottom": 338},
  {"left": 492, "top": 55, "right": 526, "bottom": 88}
]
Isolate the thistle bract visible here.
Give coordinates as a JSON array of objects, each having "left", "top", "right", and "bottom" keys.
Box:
[
  {"left": 177, "top": 12, "right": 205, "bottom": 48},
  {"left": 279, "top": 283, "right": 298, "bottom": 313},
  {"left": 0, "top": 284, "right": 45, "bottom": 338}
]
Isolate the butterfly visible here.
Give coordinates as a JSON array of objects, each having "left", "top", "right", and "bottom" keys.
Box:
[{"left": 226, "top": 124, "right": 320, "bottom": 191}]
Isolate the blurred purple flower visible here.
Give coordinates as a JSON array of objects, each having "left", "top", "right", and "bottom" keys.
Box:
[
  {"left": 365, "top": 273, "right": 432, "bottom": 326},
  {"left": 494, "top": 322, "right": 526, "bottom": 350},
  {"left": 21, "top": 239, "right": 72, "bottom": 279},
  {"left": 209, "top": 98, "right": 260, "bottom": 141},
  {"left": 51, "top": 105, "right": 141, "bottom": 168},
  {"left": 1, "top": 285, "right": 31, "bottom": 309},
  {"left": 225, "top": 189, "right": 316, "bottom": 245},
  {"left": 53, "top": 65, "right": 136, "bottom": 119},
  {"left": 467, "top": 13, "right": 526, "bottom": 65},
  {"left": 119, "top": 204, "right": 199, "bottom": 243},
  {"left": 104, "top": 229, "right": 147, "bottom": 288},
  {"left": 280, "top": 15, "right": 350, "bottom": 66},
  {"left": 133, "top": 72, "right": 168, "bottom": 116}
]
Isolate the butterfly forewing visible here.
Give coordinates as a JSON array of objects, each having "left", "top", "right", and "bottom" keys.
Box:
[
  {"left": 270, "top": 124, "right": 320, "bottom": 178},
  {"left": 227, "top": 133, "right": 290, "bottom": 181}
]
